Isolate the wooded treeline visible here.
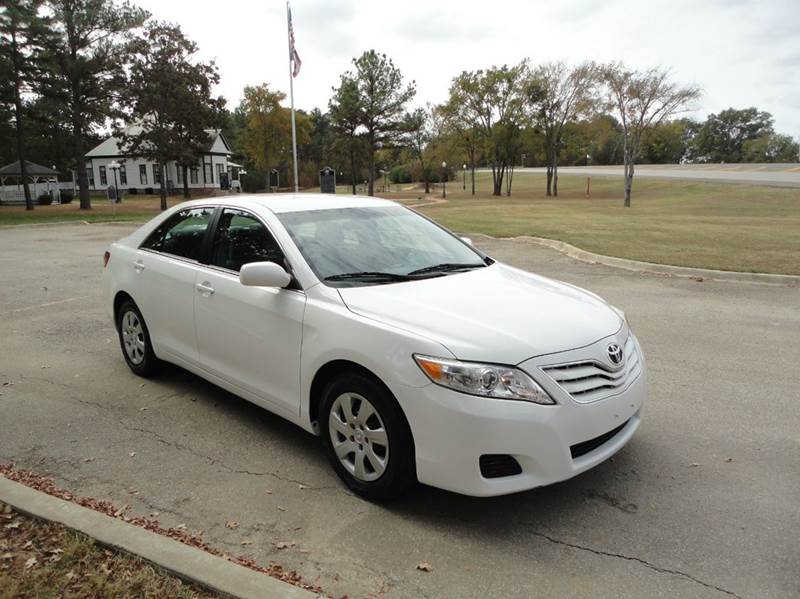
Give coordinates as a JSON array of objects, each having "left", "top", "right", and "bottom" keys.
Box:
[{"left": 2, "top": 0, "right": 798, "bottom": 211}]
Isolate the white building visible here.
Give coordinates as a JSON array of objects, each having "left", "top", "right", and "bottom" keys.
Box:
[{"left": 84, "top": 126, "right": 240, "bottom": 193}]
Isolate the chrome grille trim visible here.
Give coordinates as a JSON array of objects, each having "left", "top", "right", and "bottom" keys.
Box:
[{"left": 542, "top": 335, "right": 641, "bottom": 403}]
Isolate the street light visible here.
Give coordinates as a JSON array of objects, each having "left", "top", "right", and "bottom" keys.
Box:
[
  {"left": 441, "top": 161, "right": 447, "bottom": 199},
  {"left": 109, "top": 160, "right": 122, "bottom": 206},
  {"left": 462, "top": 163, "right": 467, "bottom": 190}
]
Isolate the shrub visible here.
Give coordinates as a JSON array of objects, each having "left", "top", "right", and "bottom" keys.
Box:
[
  {"left": 37, "top": 193, "right": 53, "bottom": 206},
  {"left": 127, "top": 187, "right": 138, "bottom": 195},
  {"left": 144, "top": 187, "right": 154, "bottom": 195},
  {"left": 389, "top": 164, "right": 412, "bottom": 184},
  {"left": 59, "top": 190, "right": 73, "bottom": 204}
]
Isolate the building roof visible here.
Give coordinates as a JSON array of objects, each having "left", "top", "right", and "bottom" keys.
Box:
[
  {"left": 86, "top": 126, "right": 232, "bottom": 158},
  {"left": 0, "top": 160, "right": 60, "bottom": 177}
]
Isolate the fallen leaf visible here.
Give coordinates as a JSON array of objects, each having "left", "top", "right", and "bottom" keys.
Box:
[
  {"left": 129, "top": 452, "right": 136, "bottom": 458},
  {"left": 689, "top": 462, "right": 701, "bottom": 467},
  {"left": 277, "top": 506, "right": 286, "bottom": 512},
  {"left": 139, "top": 407, "right": 147, "bottom": 412},
  {"left": 175, "top": 523, "right": 187, "bottom": 530},
  {"left": 113, "top": 505, "right": 129, "bottom": 517},
  {"left": 4, "top": 521, "right": 20, "bottom": 530},
  {"left": 83, "top": 458, "right": 94, "bottom": 463},
  {"left": 240, "top": 540, "right": 253, "bottom": 546},
  {"left": 724, "top": 457, "right": 734, "bottom": 463},
  {"left": 24, "top": 556, "right": 38, "bottom": 569},
  {"left": 65, "top": 571, "right": 76, "bottom": 580},
  {"left": 150, "top": 511, "right": 160, "bottom": 517},
  {"left": 298, "top": 484, "right": 307, "bottom": 490},
  {"left": 1, "top": 553, "right": 13, "bottom": 560},
  {"left": 264, "top": 489, "right": 273, "bottom": 495},
  {"left": 275, "top": 541, "right": 295, "bottom": 550},
  {"left": 416, "top": 562, "right": 433, "bottom": 572},
  {"left": 22, "top": 541, "right": 33, "bottom": 549},
  {"left": 100, "top": 562, "right": 112, "bottom": 575},
  {"left": 47, "top": 548, "right": 63, "bottom": 555},
  {"left": 225, "top": 521, "right": 238, "bottom": 530}
]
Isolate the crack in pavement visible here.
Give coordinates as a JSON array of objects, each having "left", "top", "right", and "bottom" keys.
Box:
[
  {"left": 520, "top": 523, "right": 743, "bottom": 599},
  {"left": 126, "top": 425, "right": 339, "bottom": 491}
]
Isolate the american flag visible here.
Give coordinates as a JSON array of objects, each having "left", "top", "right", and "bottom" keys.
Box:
[{"left": 288, "top": 5, "right": 301, "bottom": 78}]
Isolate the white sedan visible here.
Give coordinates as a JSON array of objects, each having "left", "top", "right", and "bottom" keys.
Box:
[{"left": 104, "top": 194, "right": 645, "bottom": 500}]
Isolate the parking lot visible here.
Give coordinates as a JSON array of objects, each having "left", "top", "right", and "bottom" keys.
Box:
[{"left": 0, "top": 222, "right": 798, "bottom": 598}]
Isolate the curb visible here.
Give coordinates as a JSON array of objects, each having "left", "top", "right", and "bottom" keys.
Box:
[
  {"left": 475, "top": 234, "right": 800, "bottom": 286},
  {"left": 0, "top": 220, "right": 144, "bottom": 229},
  {"left": 0, "top": 476, "right": 318, "bottom": 599}
]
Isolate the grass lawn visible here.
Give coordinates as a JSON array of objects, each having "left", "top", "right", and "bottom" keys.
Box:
[
  {"left": 0, "top": 501, "right": 218, "bottom": 599},
  {"left": 0, "top": 195, "right": 204, "bottom": 226},
  {"left": 388, "top": 172, "right": 800, "bottom": 275}
]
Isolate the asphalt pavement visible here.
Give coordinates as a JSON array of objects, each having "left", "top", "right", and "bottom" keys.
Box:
[{"left": 0, "top": 223, "right": 797, "bottom": 599}]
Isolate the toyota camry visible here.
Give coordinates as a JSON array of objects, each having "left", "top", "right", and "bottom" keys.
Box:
[{"left": 103, "top": 194, "right": 646, "bottom": 500}]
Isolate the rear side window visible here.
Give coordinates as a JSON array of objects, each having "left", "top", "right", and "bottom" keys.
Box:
[
  {"left": 210, "top": 209, "right": 285, "bottom": 272},
  {"left": 141, "top": 207, "right": 214, "bottom": 261}
]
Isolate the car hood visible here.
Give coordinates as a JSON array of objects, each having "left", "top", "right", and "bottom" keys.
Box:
[{"left": 337, "top": 263, "right": 623, "bottom": 365}]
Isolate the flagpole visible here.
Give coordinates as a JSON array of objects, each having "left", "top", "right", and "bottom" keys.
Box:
[{"left": 286, "top": 1, "right": 299, "bottom": 193}]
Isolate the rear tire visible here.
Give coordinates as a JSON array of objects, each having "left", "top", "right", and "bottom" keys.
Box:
[
  {"left": 116, "top": 299, "right": 161, "bottom": 377},
  {"left": 320, "top": 372, "right": 416, "bottom": 501}
]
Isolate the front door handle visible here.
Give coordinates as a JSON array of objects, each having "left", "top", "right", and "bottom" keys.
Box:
[
  {"left": 195, "top": 282, "right": 215, "bottom": 296},
  {"left": 133, "top": 260, "right": 145, "bottom": 273}
]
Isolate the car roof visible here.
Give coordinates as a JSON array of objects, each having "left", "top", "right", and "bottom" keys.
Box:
[{"left": 174, "top": 193, "right": 398, "bottom": 214}]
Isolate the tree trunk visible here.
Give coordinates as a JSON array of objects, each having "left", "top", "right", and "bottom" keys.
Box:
[
  {"left": 546, "top": 163, "right": 553, "bottom": 196},
  {"left": 552, "top": 153, "right": 559, "bottom": 197},
  {"left": 349, "top": 149, "right": 357, "bottom": 195},
  {"left": 10, "top": 30, "right": 32, "bottom": 210},
  {"left": 420, "top": 157, "right": 429, "bottom": 193},
  {"left": 505, "top": 164, "right": 514, "bottom": 196},
  {"left": 491, "top": 164, "right": 504, "bottom": 196},
  {"left": 182, "top": 165, "right": 190, "bottom": 198},
  {"left": 470, "top": 163, "right": 475, "bottom": 196},
  {"left": 367, "top": 136, "right": 375, "bottom": 197},
  {"left": 159, "top": 163, "right": 167, "bottom": 210},
  {"left": 70, "top": 93, "right": 90, "bottom": 210},
  {"left": 623, "top": 139, "right": 634, "bottom": 207}
]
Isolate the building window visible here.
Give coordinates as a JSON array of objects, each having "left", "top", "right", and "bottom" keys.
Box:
[
  {"left": 217, "top": 163, "right": 224, "bottom": 176},
  {"left": 119, "top": 165, "right": 127, "bottom": 185},
  {"left": 86, "top": 167, "right": 95, "bottom": 187},
  {"left": 204, "top": 161, "right": 213, "bottom": 184},
  {"left": 152, "top": 164, "right": 161, "bottom": 184},
  {"left": 139, "top": 165, "right": 147, "bottom": 185},
  {"left": 190, "top": 166, "right": 199, "bottom": 185},
  {"left": 99, "top": 166, "right": 107, "bottom": 186},
  {"left": 176, "top": 166, "right": 183, "bottom": 185}
]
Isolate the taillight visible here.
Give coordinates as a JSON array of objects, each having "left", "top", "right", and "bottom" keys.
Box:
[{"left": 103, "top": 251, "right": 110, "bottom": 268}]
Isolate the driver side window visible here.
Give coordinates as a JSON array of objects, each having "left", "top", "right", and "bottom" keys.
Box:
[{"left": 210, "top": 209, "right": 285, "bottom": 272}]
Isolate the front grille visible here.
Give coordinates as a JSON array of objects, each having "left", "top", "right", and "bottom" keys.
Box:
[
  {"left": 479, "top": 454, "right": 522, "bottom": 478},
  {"left": 542, "top": 335, "right": 641, "bottom": 403},
  {"left": 570, "top": 420, "right": 629, "bottom": 459}
]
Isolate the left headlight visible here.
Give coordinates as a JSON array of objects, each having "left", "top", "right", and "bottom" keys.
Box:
[{"left": 413, "top": 354, "right": 555, "bottom": 405}]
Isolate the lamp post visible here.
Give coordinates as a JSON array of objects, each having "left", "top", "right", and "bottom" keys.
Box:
[
  {"left": 109, "top": 160, "right": 122, "bottom": 206},
  {"left": 441, "top": 161, "right": 447, "bottom": 199},
  {"left": 462, "top": 163, "right": 466, "bottom": 190}
]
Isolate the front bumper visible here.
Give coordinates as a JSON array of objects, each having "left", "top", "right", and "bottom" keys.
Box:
[{"left": 393, "top": 334, "right": 646, "bottom": 497}]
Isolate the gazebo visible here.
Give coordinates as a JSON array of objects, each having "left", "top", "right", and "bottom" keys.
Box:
[{"left": 0, "top": 160, "right": 61, "bottom": 204}]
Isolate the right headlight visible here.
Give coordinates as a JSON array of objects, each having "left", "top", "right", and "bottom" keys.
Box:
[{"left": 413, "top": 354, "right": 555, "bottom": 404}]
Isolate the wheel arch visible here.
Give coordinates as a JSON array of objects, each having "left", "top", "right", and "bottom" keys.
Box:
[
  {"left": 308, "top": 360, "right": 415, "bottom": 454},
  {"left": 113, "top": 290, "right": 136, "bottom": 328}
]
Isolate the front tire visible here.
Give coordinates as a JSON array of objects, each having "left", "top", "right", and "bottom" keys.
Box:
[
  {"left": 116, "top": 299, "right": 161, "bottom": 377},
  {"left": 320, "top": 372, "right": 416, "bottom": 501}
]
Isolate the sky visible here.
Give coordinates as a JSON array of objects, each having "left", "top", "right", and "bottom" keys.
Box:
[{"left": 135, "top": 0, "right": 800, "bottom": 139}]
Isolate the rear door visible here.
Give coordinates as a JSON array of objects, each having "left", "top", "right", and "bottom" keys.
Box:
[
  {"left": 134, "top": 206, "right": 216, "bottom": 362},
  {"left": 193, "top": 208, "right": 306, "bottom": 415}
]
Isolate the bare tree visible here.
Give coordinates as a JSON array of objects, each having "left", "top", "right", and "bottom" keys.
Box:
[
  {"left": 405, "top": 104, "right": 445, "bottom": 194},
  {"left": 603, "top": 63, "right": 700, "bottom": 207},
  {"left": 531, "top": 61, "right": 598, "bottom": 197}
]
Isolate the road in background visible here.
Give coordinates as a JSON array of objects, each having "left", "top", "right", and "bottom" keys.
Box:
[
  {"left": 508, "top": 163, "right": 800, "bottom": 187},
  {"left": 1, "top": 223, "right": 798, "bottom": 598}
]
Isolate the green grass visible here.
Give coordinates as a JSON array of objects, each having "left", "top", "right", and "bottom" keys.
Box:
[{"left": 392, "top": 172, "right": 800, "bottom": 275}]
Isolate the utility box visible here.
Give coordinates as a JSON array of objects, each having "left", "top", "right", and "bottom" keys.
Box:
[{"left": 319, "top": 166, "right": 336, "bottom": 194}]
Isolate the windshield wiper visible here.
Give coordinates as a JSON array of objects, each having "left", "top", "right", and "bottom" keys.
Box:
[
  {"left": 406, "top": 262, "right": 486, "bottom": 276},
  {"left": 324, "top": 271, "right": 412, "bottom": 282}
]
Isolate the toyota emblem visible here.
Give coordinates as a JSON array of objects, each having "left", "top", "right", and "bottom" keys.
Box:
[{"left": 607, "top": 343, "right": 624, "bottom": 366}]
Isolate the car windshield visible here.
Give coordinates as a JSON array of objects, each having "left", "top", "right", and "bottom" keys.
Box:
[{"left": 277, "top": 205, "right": 489, "bottom": 286}]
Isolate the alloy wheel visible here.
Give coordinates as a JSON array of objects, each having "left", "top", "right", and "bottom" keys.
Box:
[
  {"left": 121, "top": 310, "right": 146, "bottom": 365},
  {"left": 328, "top": 392, "right": 389, "bottom": 482}
]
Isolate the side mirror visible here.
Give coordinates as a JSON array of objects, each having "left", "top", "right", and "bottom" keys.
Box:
[
  {"left": 240, "top": 261, "right": 292, "bottom": 288},
  {"left": 460, "top": 236, "right": 473, "bottom": 246}
]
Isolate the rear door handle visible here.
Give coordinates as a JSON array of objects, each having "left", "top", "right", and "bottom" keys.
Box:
[
  {"left": 133, "top": 260, "right": 145, "bottom": 273},
  {"left": 195, "top": 282, "right": 215, "bottom": 296}
]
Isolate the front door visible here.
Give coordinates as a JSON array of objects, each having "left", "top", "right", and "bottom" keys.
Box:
[{"left": 194, "top": 208, "right": 305, "bottom": 416}]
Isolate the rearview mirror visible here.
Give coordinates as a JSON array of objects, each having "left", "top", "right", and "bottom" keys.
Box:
[
  {"left": 460, "top": 236, "right": 473, "bottom": 246},
  {"left": 239, "top": 262, "right": 292, "bottom": 288}
]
